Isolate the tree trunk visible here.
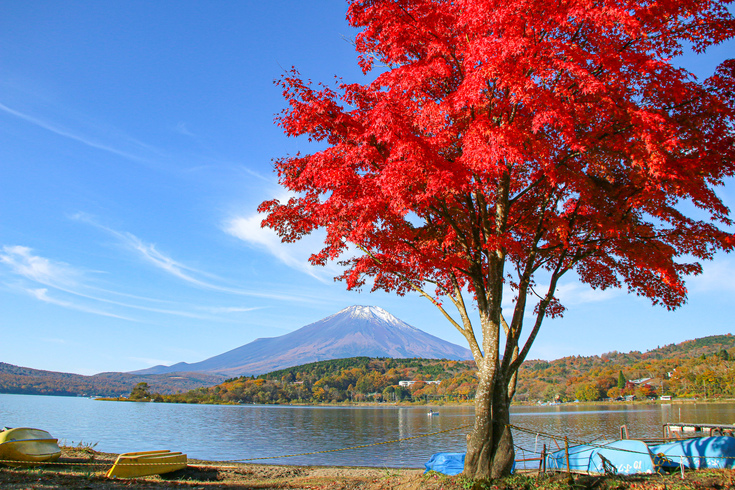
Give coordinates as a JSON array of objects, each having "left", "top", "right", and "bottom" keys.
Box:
[{"left": 464, "top": 369, "right": 515, "bottom": 480}]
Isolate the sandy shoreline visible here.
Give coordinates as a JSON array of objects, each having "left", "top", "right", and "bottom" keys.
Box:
[
  {"left": 0, "top": 446, "right": 430, "bottom": 489},
  {"left": 1, "top": 446, "right": 733, "bottom": 489}
]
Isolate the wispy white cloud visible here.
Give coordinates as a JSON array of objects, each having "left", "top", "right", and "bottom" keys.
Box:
[
  {"left": 1, "top": 245, "right": 79, "bottom": 287},
  {"left": 502, "top": 256, "right": 734, "bottom": 313},
  {"left": 0, "top": 244, "right": 266, "bottom": 321},
  {"left": 89, "top": 286, "right": 177, "bottom": 304},
  {"left": 181, "top": 163, "right": 273, "bottom": 185},
  {"left": 49, "top": 283, "right": 227, "bottom": 320},
  {"left": 225, "top": 214, "right": 304, "bottom": 267},
  {"left": 28, "top": 288, "right": 136, "bottom": 321},
  {"left": 71, "top": 213, "right": 225, "bottom": 287},
  {"left": 71, "top": 213, "right": 327, "bottom": 302},
  {"left": 554, "top": 282, "right": 620, "bottom": 305},
  {"left": 498, "top": 279, "right": 620, "bottom": 317},
  {"left": 223, "top": 208, "right": 336, "bottom": 282},
  {"left": 200, "top": 306, "right": 264, "bottom": 314},
  {"left": 687, "top": 258, "right": 735, "bottom": 294},
  {"left": 41, "top": 337, "right": 68, "bottom": 345},
  {"left": 128, "top": 235, "right": 212, "bottom": 285},
  {"left": 0, "top": 246, "right": 136, "bottom": 320},
  {"left": 0, "top": 102, "right": 144, "bottom": 162},
  {"left": 174, "top": 121, "right": 196, "bottom": 137}
]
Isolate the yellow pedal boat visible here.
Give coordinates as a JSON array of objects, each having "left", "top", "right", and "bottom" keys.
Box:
[
  {"left": 0, "top": 427, "right": 62, "bottom": 466},
  {"left": 106, "top": 449, "right": 187, "bottom": 478}
]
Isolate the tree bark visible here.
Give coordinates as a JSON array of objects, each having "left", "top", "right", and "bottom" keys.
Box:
[{"left": 464, "top": 368, "right": 515, "bottom": 479}]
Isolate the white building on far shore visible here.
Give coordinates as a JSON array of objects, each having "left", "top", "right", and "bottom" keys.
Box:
[{"left": 398, "top": 380, "right": 440, "bottom": 387}]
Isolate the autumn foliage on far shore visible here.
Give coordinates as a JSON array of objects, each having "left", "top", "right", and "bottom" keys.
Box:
[{"left": 149, "top": 335, "right": 735, "bottom": 405}]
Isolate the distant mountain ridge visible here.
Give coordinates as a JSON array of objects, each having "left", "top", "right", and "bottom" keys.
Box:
[
  {"left": 134, "top": 305, "right": 473, "bottom": 377},
  {"left": 0, "top": 363, "right": 224, "bottom": 397}
]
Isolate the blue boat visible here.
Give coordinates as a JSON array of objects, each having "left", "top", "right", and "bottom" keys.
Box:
[
  {"left": 424, "top": 452, "right": 465, "bottom": 475},
  {"left": 650, "top": 436, "right": 735, "bottom": 470},
  {"left": 546, "top": 440, "right": 656, "bottom": 475}
]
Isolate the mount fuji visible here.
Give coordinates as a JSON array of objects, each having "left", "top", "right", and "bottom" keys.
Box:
[{"left": 134, "top": 305, "right": 472, "bottom": 377}]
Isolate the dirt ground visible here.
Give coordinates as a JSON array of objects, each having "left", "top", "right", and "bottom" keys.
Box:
[
  {"left": 0, "top": 446, "right": 436, "bottom": 489},
  {"left": 2, "top": 446, "right": 734, "bottom": 490}
]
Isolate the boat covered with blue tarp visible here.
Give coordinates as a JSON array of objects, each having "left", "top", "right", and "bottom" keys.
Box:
[
  {"left": 650, "top": 436, "right": 735, "bottom": 470},
  {"left": 424, "top": 452, "right": 465, "bottom": 475},
  {"left": 546, "top": 440, "right": 656, "bottom": 475}
]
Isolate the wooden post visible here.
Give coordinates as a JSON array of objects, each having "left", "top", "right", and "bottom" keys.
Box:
[
  {"left": 564, "top": 436, "right": 573, "bottom": 484},
  {"left": 539, "top": 443, "right": 546, "bottom": 476}
]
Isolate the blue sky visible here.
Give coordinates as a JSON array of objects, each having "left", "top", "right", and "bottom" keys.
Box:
[{"left": 1, "top": 2, "right": 733, "bottom": 376}]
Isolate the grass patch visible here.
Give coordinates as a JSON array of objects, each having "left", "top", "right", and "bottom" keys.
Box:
[{"left": 435, "top": 470, "right": 735, "bottom": 490}]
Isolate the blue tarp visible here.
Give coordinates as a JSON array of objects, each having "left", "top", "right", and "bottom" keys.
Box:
[
  {"left": 424, "top": 452, "right": 465, "bottom": 475},
  {"left": 650, "top": 436, "right": 735, "bottom": 469},
  {"left": 546, "top": 440, "right": 656, "bottom": 475},
  {"left": 424, "top": 453, "right": 516, "bottom": 475},
  {"left": 427, "top": 437, "right": 735, "bottom": 477}
]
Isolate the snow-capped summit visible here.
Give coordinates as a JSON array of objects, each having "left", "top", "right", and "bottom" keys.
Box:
[
  {"left": 335, "top": 305, "right": 412, "bottom": 330},
  {"left": 134, "top": 305, "right": 472, "bottom": 377}
]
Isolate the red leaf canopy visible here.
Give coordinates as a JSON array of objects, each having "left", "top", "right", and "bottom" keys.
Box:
[{"left": 261, "top": 0, "right": 735, "bottom": 318}]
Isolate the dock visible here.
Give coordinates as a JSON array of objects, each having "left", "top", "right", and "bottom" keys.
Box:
[{"left": 663, "top": 423, "right": 735, "bottom": 439}]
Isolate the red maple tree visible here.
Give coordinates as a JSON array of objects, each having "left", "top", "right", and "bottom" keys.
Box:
[{"left": 260, "top": 0, "right": 735, "bottom": 479}]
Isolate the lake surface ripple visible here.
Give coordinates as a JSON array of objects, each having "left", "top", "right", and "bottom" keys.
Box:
[{"left": 1, "top": 394, "right": 732, "bottom": 468}]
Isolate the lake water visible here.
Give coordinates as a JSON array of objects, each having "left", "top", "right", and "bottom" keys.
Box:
[{"left": 1, "top": 394, "right": 733, "bottom": 468}]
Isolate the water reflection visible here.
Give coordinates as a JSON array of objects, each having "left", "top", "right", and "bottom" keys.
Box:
[{"left": 1, "top": 394, "right": 732, "bottom": 468}]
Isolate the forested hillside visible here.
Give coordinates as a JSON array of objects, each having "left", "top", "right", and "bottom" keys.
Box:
[
  {"left": 153, "top": 334, "right": 734, "bottom": 405},
  {"left": 159, "top": 357, "right": 477, "bottom": 404},
  {"left": 515, "top": 334, "right": 735, "bottom": 402},
  {"left": 0, "top": 363, "right": 224, "bottom": 397}
]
